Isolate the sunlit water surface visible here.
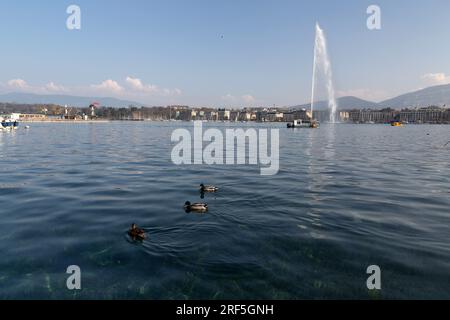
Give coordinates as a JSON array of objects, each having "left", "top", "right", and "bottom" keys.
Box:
[{"left": 0, "top": 122, "right": 449, "bottom": 299}]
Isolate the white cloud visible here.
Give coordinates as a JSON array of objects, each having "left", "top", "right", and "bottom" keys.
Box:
[
  {"left": 162, "top": 88, "right": 178, "bottom": 96},
  {"left": 222, "top": 93, "right": 258, "bottom": 105},
  {"left": 91, "top": 79, "right": 124, "bottom": 93},
  {"left": 242, "top": 94, "right": 256, "bottom": 104},
  {"left": 125, "top": 76, "right": 181, "bottom": 96},
  {"left": 221, "top": 93, "right": 236, "bottom": 102},
  {"left": 2, "top": 77, "right": 182, "bottom": 104},
  {"left": 8, "top": 79, "right": 30, "bottom": 89},
  {"left": 45, "top": 82, "right": 66, "bottom": 92},
  {"left": 421, "top": 73, "right": 450, "bottom": 85},
  {"left": 4, "top": 79, "right": 68, "bottom": 94},
  {"left": 126, "top": 76, "right": 157, "bottom": 93}
]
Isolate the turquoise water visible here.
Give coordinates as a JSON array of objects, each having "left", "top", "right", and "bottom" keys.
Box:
[{"left": 0, "top": 122, "right": 449, "bottom": 299}]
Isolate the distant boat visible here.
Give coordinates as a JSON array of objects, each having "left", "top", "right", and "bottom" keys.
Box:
[
  {"left": 390, "top": 121, "right": 404, "bottom": 127},
  {"left": 287, "top": 119, "right": 319, "bottom": 129},
  {"left": 0, "top": 114, "right": 20, "bottom": 131}
]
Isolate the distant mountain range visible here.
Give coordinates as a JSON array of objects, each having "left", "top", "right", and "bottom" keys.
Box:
[
  {"left": 295, "top": 83, "right": 450, "bottom": 110},
  {"left": 1, "top": 83, "right": 450, "bottom": 109},
  {"left": 0, "top": 92, "right": 142, "bottom": 108},
  {"left": 379, "top": 84, "right": 450, "bottom": 108},
  {"left": 295, "top": 96, "right": 376, "bottom": 110}
]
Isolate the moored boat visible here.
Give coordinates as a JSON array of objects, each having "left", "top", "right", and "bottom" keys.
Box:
[
  {"left": 287, "top": 119, "right": 319, "bottom": 128},
  {"left": 390, "top": 121, "right": 404, "bottom": 127},
  {"left": 0, "top": 114, "right": 20, "bottom": 131}
]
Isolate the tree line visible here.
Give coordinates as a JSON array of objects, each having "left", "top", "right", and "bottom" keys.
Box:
[{"left": 0, "top": 103, "right": 184, "bottom": 120}]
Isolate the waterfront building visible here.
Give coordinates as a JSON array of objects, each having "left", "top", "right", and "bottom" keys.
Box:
[
  {"left": 256, "top": 110, "right": 267, "bottom": 122},
  {"left": 209, "top": 111, "right": 219, "bottom": 121},
  {"left": 283, "top": 110, "right": 310, "bottom": 122},
  {"left": 399, "top": 106, "right": 448, "bottom": 124},
  {"left": 282, "top": 112, "right": 295, "bottom": 122},
  {"left": 339, "top": 111, "right": 350, "bottom": 122},
  {"left": 262, "top": 111, "right": 283, "bottom": 122},
  {"left": 18, "top": 113, "right": 48, "bottom": 121},
  {"left": 348, "top": 109, "right": 397, "bottom": 123},
  {"left": 230, "top": 111, "right": 240, "bottom": 122},
  {"left": 218, "top": 109, "right": 230, "bottom": 121},
  {"left": 346, "top": 106, "right": 450, "bottom": 124},
  {"left": 237, "top": 111, "right": 251, "bottom": 121},
  {"left": 176, "top": 109, "right": 193, "bottom": 121}
]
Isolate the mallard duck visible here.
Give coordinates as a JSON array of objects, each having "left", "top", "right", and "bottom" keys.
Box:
[
  {"left": 128, "top": 223, "right": 146, "bottom": 240},
  {"left": 200, "top": 184, "right": 219, "bottom": 193},
  {"left": 184, "top": 201, "right": 208, "bottom": 212}
]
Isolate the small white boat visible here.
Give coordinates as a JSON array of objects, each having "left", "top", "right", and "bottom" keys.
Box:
[
  {"left": 287, "top": 119, "right": 319, "bottom": 128},
  {"left": 0, "top": 114, "right": 20, "bottom": 131}
]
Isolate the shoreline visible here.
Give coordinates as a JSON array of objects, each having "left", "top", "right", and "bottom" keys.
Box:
[
  {"left": 18, "top": 119, "right": 450, "bottom": 125},
  {"left": 20, "top": 119, "right": 112, "bottom": 123}
]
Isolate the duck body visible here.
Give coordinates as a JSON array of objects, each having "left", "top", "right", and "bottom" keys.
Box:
[
  {"left": 128, "top": 224, "right": 146, "bottom": 240},
  {"left": 200, "top": 184, "right": 219, "bottom": 193},
  {"left": 184, "top": 201, "right": 208, "bottom": 212}
]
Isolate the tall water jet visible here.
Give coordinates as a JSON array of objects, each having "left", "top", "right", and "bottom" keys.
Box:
[{"left": 311, "top": 23, "right": 338, "bottom": 123}]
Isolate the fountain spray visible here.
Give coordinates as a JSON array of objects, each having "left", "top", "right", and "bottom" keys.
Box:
[{"left": 311, "top": 23, "right": 338, "bottom": 123}]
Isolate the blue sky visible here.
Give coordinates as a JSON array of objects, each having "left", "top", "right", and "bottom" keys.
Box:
[{"left": 0, "top": 0, "right": 449, "bottom": 107}]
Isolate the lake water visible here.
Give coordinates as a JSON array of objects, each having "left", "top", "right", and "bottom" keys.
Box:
[{"left": 0, "top": 122, "right": 449, "bottom": 299}]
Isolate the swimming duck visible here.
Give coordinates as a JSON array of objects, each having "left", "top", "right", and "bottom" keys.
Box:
[
  {"left": 184, "top": 201, "right": 208, "bottom": 212},
  {"left": 128, "top": 223, "right": 146, "bottom": 240},
  {"left": 200, "top": 184, "right": 219, "bottom": 193}
]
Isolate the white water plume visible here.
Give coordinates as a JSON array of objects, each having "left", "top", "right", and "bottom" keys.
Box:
[{"left": 311, "top": 23, "right": 338, "bottom": 123}]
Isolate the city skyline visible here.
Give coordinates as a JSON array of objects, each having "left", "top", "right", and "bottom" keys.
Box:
[{"left": 1, "top": 0, "right": 450, "bottom": 107}]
